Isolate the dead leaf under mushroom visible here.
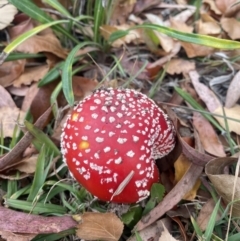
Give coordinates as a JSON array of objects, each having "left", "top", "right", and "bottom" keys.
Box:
[{"left": 76, "top": 212, "right": 124, "bottom": 241}]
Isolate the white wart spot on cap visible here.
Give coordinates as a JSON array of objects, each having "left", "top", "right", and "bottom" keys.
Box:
[
  {"left": 127, "top": 150, "right": 135, "bottom": 157},
  {"left": 104, "top": 147, "right": 111, "bottom": 153},
  {"left": 110, "top": 106, "right": 116, "bottom": 112},
  {"left": 109, "top": 116, "right": 115, "bottom": 123},
  {"left": 117, "top": 138, "right": 127, "bottom": 144},
  {"left": 96, "top": 137, "right": 104, "bottom": 143},
  {"left": 90, "top": 106, "right": 97, "bottom": 110},
  {"left": 114, "top": 157, "right": 122, "bottom": 164},
  {"left": 79, "top": 117, "right": 84, "bottom": 122},
  {"left": 117, "top": 112, "right": 123, "bottom": 118},
  {"left": 132, "top": 135, "right": 139, "bottom": 142},
  {"left": 109, "top": 131, "right": 115, "bottom": 137},
  {"left": 94, "top": 153, "right": 100, "bottom": 159},
  {"left": 85, "top": 125, "right": 91, "bottom": 130},
  {"left": 94, "top": 99, "right": 101, "bottom": 104},
  {"left": 101, "top": 106, "right": 108, "bottom": 112},
  {"left": 91, "top": 113, "right": 98, "bottom": 119},
  {"left": 72, "top": 143, "right": 77, "bottom": 150}
]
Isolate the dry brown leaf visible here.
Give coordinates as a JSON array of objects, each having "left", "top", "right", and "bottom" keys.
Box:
[
  {"left": 52, "top": 111, "right": 69, "bottom": 141},
  {"left": 197, "top": 22, "right": 220, "bottom": 36},
  {"left": 213, "top": 105, "right": 240, "bottom": 135},
  {"left": 164, "top": 58, "right": 195, "bottom": 75},
  {"left": 0, "top": 86, "right": 16, "bottom": 108},
  {"left": 196, "top": 198, "right": 221, "bottom": 231},
  {"left": 147, "top": 42, "right": 181, "bottom": 70},
  {"left": 225, "top": 70, "right": 240, "bottom": 108},
  {"left": 168, "top": 8, "right": 196, "bottom": 25},
  {"left": 110, "top": 0, "right": 136, "bottom": 24},
  {"left": 174, "top": 153, "right": 201, "bottom": 200},
  {"left": 203, "top": 0, "right": 222, "bottom": 15},
  {"left": 0, "top": 1, "right": 17, "bottom": 30},
  {"left": 176, "top": 0, "right": 188, "bottom": 4},
  {"left": 119, "top": 55, "right": 149, "bottom": 81},
  {"left": 100, "top": 25, "right": 142, "bottom": 48},
  {"left": 206, "top": 157, "right": 240, "bottom": 217},
  {"left": 221, "top": 18, "right": 240, "bottom": 40},
  {"left": 13, "top": 65, "right": 49, "bottom": 87},
  {"left": 193, "top": 112, "right": 226, "bottom": 157},
  {"left": 11, "top": 34, "right": 68, "bottom": 59},
  {"left": 170, "top": 18, "right": 193, "bottom": 33},
  {"left": 133, "top": 0, "right": 160, "bottom": 14},
  {"left": 215, "top": 0, "right": 238, "bottom": 15},
  {"left": 21, "top": 83, "right": 39, "bottom": 112},
  {"left": 224, "top": 2, "right": 240, "bottom": 18},
  {"left": 13, "top": 154, "right": 38, "bottom": 174},
  {"left": 9, "top": 16, "right": 34, "bottom": 37},
  {"left": 181, "top": 41, "right": 215, "bottom": 58},
  {"left": 0, "top": 106, "right": 25, "bottom": 138},
  {"left": 145, "top": 13, "right": 175, "bottom": 53},
  {"left": 0, "top": 60, "right": 26, "bottom": 87},
  {"left": 9, "top": 15, "right": 67, "bottom": 59},
  {"left": 159, "top": 224, "right": 179, "bottom": 241},
  {"left": 76, "top": 212, "right": 124, "bottom": 241},
  {"left": 197, "top": 13, "right": 222, "bottom": 35},
  {"left": 72, "top": 76, "right": 98, "bottom": 100},
  {"left": 189, "top": 70, "right": 222, "bottom": 112},
  {"left": 30, "top": 82, "right": 57, "bottom": 123}
]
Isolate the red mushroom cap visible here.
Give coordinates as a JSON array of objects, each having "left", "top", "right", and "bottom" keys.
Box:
[{"left": 61, "top": 88, "right": 175, "bottom": 203}]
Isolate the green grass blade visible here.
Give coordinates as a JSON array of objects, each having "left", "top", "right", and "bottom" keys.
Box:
[
  {"left": 8, "top": 0, "right": 79, "bottom": 44},
  {"left": 42, "top": 0, "right": 71, "bottom": 17},
  {"left": 41, "top": 186, "right": 67, "bottom": 203},
  {"left": 6, "top": 53, "right": 45, "bottom": 61},
  {"left": 7, "top": 179, "right": 17, "bottom": 198},
  {"left": 5, "top": 198, "right": 67, "bottom": 214},
  {"left": 50, "top": 81, "right": 62, "bottom": 117},
  {"left": 204, "top": 199, "right": 221, "bottom": 241},
  {"left": 0, "top": 20, "right": 68, "bottom": 64},
  {"left": 9, "top": 0, "right": 55, "bottom": 24},
  {"left": 27, "top": 145, "right": 47, "bottom": 201},
  {"left": 191, "top": 216, "right": 203, "bottom": 238},
  {"left": 24, "top": 120, "right": 60, "bottom": 157},
  {"left": 109, "top": 24, "right": 240, "bottom": 49},
  {"left": 10, "top": 185, "right": 31, "bottom": 199},
  {"left": 134, "top": 231, "right": 143, "bottom": 241},
  {"left": 44, "top": 180, "right": 83, "bottom": 201},
  {"left": 62, "top": 41, "right": 100, "bottom": 106},
  {"left": 32, "top": 228, "right": 76, "bottom": 241},
  {"left": 93, "top": 0, "right": 105, "bottom": 43}
]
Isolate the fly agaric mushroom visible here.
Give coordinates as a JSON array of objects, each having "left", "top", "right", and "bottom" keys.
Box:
[{"left": 61, "top": 88, "right": 176, "bottom": 203}]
